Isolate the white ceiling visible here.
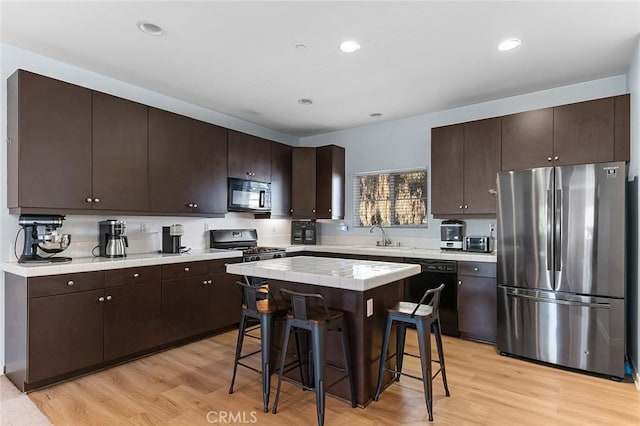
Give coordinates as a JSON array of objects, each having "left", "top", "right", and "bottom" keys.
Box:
[{"left": 1, "top": 1, "right": 639, "bottom": 137}]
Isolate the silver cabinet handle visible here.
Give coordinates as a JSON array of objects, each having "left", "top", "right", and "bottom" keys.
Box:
[
  {"left": 86, "top": 197, "right": 93, "bottom": 203},
  {"left": 464, "top": 205, "right": 468, "bottom": 209},
  {"left": 547, "top": 157, "right": 552, "bottom": 162},
  {"left": 554, "top": 156, "right": 559, "bottom": 161},
  {"left": 133, "top": 273, "right": 139, "bottom": 278},
  {"left": 208, "top": 280, "right": 212, "bottom": 285},
  {"left": 98, "top": 296, "right": 105, "bottom": 302},
  {"left": 67, "top": 280, "right": 74, "bottom": 286},
  {"left": 459, "top": 205, "right": 463, "bottom": 209},
  {"left": 473, "top": 267, "right": 479, "bottom": 271},
  {"left": 458, "top": 280, "right": 462, "bottom": 286},
  {"left": 93, "top": 198, "right": 100, "bottom": 203},
  {"left": 290, "top": 209, "right": 294, "bottom": 213},
  {"left": 312, "top": 209, "right": 316, "bottom": 213},
  {"left": 187, "top": 203, "right": 193, "bottom": 208},
  {"left": 184, "top": 267, "right": 190, "bottom": 272},
  {"left": 106, "top": 295, "right": 112, "bottom": 301},
  {"left": 328, "top": 208, "right": 332, "bottom": 212},
  {"left": 193, "top": 203, "right": 198, "bottom": 208}
]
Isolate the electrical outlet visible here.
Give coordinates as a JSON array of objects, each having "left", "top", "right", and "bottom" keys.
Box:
[
  {"left": 140, "top": 223, "right": 149, "bottom": 233},
  {"left": 489, "top": 223, "right": 495, "bottom": 233},
  {"left": 366, "top": 298, "right": 374, "bottom": 317},
  {"left": 204, "top": 222, "right": 209, "bottom": 232}
]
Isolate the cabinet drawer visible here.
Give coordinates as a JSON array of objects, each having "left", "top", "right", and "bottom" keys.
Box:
[
  {"left": 28, "top": 271, "right": 104, "bottom": 298},
  {"left": 162, "top": 261, "right": 210, "bottom": 280},
  {"left": 105, "top": 265, "right": 162, "bottom": 288},
  {"left": 457, "top": 262, "right": 496, "bottom": 278},
  {"left": 209, "top": 257, "right": 241, "bottom": 274}
]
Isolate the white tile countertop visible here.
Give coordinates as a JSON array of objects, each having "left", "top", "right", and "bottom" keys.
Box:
[
  {"left": 285, "top": 244, "right": 497, "bottom": 263},
  {"left": 226, "top": 256, "right": 422, "bottom": 291},
  {"left": 1, "top": 249, "right": 243, "bottom": 278}
]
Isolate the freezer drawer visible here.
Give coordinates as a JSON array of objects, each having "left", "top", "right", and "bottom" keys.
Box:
[{"left": 497, "top": 287, "right": 625, "bottom": 378}]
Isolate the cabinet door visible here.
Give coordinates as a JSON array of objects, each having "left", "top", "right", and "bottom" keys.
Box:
[
  {"left": 316, "top": 145, "right": 345, "bottom": 220},
  {"left": 208, "top": 273, "right": 242, "bottom": 330},
  {"left": 148, "top": 108, "right": 193, "bottom": 213},
  {"left": 92, "top": 92, "right": 149, "bottom": 211},
  {"left": 271, "top": 141, "right": 292, "bottom": 217},
  {"left": 431, "top": 124, "right": 464, "bottom": 216},
  {"left": 291, "top": 147, "right": 317, "bottom": 218},
  {"left": 162, "top": 276, "right": 212, "bottom": 342},
  {"left": 28, "top": 289, "right": 104, "bottom": 383},
  {"left": 458, "top": 274, "right": 497, "bottom": 343},
  {"left": 463, "top": 118, "right": 500, "bottom": 214},
  {"left": 13, "top": 70, "right": 92, "bottom": 209},
  {"left": 553, "top": 97, "right": 614, "bottom": 166},
  {"left": 228, "top": 131, "right": 272, "bottom": 182},
  {"left": 501, "top": 108, "right": 553, "bottom": 171},
  {"left": 192, "top": 120, "right": 228, "bottom": 215},
  {"left": 103, "top": 280, "right": 162, "bottom": 361},
  {"left": 614, "top": 94, "right": 630, "bottom": 162}
]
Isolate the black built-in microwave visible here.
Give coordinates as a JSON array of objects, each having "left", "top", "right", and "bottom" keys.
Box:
[{"left": 227, "top": 178, "right": 271, "bottom": 212}]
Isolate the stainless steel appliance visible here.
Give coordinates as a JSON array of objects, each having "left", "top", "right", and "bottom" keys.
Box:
[
  {"left": 98, "top": 220, "right": 128, "bottom": 258},
  {"left": 227, "top": 178, "right": 271, "bottom": 213},
  {"left": 210, "top": 228, "right": 286, "bottom": 261},
  {"left": 162, "top": 224, "right": 185, "bottom": 253},
  {"left": 497, "top": 161, "right": 626, "bottom": 379},
  {"left": 404, "top": 259, "right": 459, "bottom": 336},
  {"left": 465, "top": 236, "right": 491, "bottom": 253},
  {"left": 18, "top": 214, "right": 71, "bottom": 263},
  {"left": 440, "top": 219, "right": 464, "bottom": 250},
  {"left": 291, "top": 220, "right": 317, "bottom": 245}
]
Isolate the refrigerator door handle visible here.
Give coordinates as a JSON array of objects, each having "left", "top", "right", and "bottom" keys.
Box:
[
  {"left": 546, "top": 189, "right": 553, "bottom": 271},
  {"left": 508, "top": 292, "right": 610, "bottom": 309},
  {"left": 555, "top": 189, "right": 562, "bottom": 272}
]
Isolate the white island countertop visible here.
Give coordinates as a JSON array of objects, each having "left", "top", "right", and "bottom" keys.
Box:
[
  {"left": 227, "top": 255, "right": 421, "bottom": 291},
  {"left": 2, "top": 249, "right": 243, "bottom": 278}
]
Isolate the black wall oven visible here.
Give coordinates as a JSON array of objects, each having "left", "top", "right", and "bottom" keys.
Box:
[{"left": 404, "top": 259, "right": 459, "bottom": 336}]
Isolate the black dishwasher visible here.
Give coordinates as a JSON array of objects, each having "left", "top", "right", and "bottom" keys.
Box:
[{"left": 404, "top": 259, "right": 458, "bottom": 336}]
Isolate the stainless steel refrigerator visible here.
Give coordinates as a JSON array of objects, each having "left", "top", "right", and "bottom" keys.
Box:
[{"left": 497, "top": 161, "right": 626, "bottom": 379}]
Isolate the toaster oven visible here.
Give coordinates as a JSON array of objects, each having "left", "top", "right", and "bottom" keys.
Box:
[{"left": 465, "top": 236, "right": 491, "bottom": 253}]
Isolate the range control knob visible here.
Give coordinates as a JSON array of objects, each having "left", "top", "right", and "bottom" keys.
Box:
[
  {"left": 273, "top": 253, "right": 282, "bottom": 259},
  {"left": 250, "top": 256, "right": 260, "bottom": 262}
]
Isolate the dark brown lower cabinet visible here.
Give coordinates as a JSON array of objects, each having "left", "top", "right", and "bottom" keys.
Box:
[
  {"left": 103, "top": 280, "right": 162, "bottom": 361},
  {"left": 28, "top": 289, "right": 104, "bottom": 383},
  {"left": 210, "top": 272, "right": 242, "bottom": 330},
  {"left": 457, "top": 262, "right": 497, "bottom": 343},
  {"left": 162, "top": 275, "right": 214, "bottom": 342}
]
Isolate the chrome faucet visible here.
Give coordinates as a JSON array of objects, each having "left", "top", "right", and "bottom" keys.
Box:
[{"left": 369, "top": 224, "right": 392, "bottom": 247}]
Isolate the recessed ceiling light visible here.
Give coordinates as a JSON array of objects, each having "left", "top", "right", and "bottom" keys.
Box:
[
  {"left": 498, "top": 38, "right": 521, "bottom": 51},
  {"left": 370, "top": 113, "right": 383, "bottom": 117},
  {"left": 137, "top": 21, "right": 164, "bottom": 36},
  {"left": 340, "top": 40, "right": 361, "bottom": 53},
  {"left": 297, "top": 98, "right": 313, "bottom": 105}
]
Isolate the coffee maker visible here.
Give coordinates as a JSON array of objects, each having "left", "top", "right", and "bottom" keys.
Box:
[
  {"left": 440, "top": 219, "right": 465, "bottom": 251},
  {"left": 18, "top": 215, "right": 72, "bottom": 263},
  {"left": 162, "top": 224, "right": 184, "bottom": 253},
  {"left": 99, "top": 220, "right": 128, "bottom": 258}
]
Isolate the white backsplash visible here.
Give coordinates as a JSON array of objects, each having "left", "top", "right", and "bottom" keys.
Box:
[{"left": 7, "top": 213, "right": 292, "bottom": 261}]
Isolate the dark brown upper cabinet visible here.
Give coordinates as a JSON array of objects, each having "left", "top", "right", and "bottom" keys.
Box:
[
  {"left": 431, "top": 118, "right": 500, "bottom": 218},
  {"left": 92, "top": 92, "right": 149, "bottom": 211},
  {"left": 291, "top": 145, "right": 345, "bottom": 220},
  {"left": 7, "top": 69, "right": 92, "bottom": 211},
  {"left": 501, "top": 108, "right": 553, "bottom": 171},
  {"left": 227, "top": 130, "right": 272, "bottom": 183},
  {"left": 501, "top": 95, "right": 629, "bottom": 171},
  {"left": 270, "top": 141, "right": 292, "bottom": 217},
  {"left": 553, "top": 97, "right": 615, "bottom": 166},
  {"left": 149, "top": 109, "right": 228, "bottom": 216}
]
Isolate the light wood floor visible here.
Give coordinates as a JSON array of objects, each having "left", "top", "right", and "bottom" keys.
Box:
[{"left": 29, "top": 329, "right": 640, "bottom": 425}]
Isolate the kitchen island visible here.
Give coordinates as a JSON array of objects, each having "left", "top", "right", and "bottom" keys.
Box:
[{"left": 226, "top": 256, "right": 421, "bottom": 407}]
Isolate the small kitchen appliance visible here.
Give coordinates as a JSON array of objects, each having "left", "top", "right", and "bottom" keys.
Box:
[
  {"left": 291, "top": 220, "right": 317, "bottom": 245},
  {"left": 18, "top": 214, "right": 72, "bottom": 263},
  {"left": 98, "top": 220, "right": 128, "bottom": 258},
  {"left": 464, "top": 236, "right": 491, "bottom": 253},
  {"left": 227, "top": 178, "right": 271, "bottom": 213},
  {"left": 162, "top": 224, "right": 185, "bottom": 253},
  {"left": 440, "top": 219, "right": 465, "bottom": 250}
]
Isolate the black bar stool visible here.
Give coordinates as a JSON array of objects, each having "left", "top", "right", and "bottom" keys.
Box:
[
  {"left": 373, "top": 283, "right": 450, "bottom": 421},
  {"left": 229, "top": 280, "right": 304, "bottom": 412},
  {"left": 272, "top": 289, "right": 356, "bottom": 426}
]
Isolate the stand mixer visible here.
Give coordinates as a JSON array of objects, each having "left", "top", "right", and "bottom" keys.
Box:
[{"left": 18, "top": 215, "right": 72, "bottom": 263}]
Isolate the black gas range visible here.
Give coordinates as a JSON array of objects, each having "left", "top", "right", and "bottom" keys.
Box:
[{"left": 209, "top": 229, "right": 286, "bottom": 262}]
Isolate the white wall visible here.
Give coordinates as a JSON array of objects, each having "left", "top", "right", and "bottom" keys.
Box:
[
  {"left": 626, "top": 35, "right": 640, "bottom": 382},
  {"left": 301, "top": 75, "right": 628, "bottom": 248}
]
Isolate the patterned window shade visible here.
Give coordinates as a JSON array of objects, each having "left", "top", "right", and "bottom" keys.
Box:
[{"left": 353, "top": 169, "right": 427, "bottom": 227}]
